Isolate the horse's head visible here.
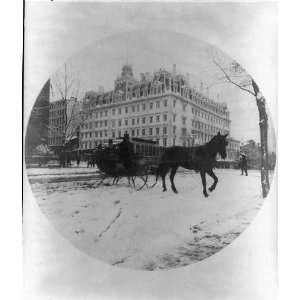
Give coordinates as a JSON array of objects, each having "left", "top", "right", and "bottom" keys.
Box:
[{"left": 211, "top": 132, "right": 228, "bottom": 159}]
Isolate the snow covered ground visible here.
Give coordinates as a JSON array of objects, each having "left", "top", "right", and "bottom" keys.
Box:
[{"left": 28, "top": 168, "right": 265, "bottom": 271}]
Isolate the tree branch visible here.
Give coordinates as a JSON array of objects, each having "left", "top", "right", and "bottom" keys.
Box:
[{"left": 213, "top": 59, "right": 255, "bottom": 96}]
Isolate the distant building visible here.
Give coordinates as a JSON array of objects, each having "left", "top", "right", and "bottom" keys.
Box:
[
  {"left": 240, "top": 139, "right": 276, "bottom": 170},
  {"left": 48, "top": 97, "right": 82, "bottom": 152},
  {"left": 79, "top": 64, "right": 231, "bottom": 150},
  {"left": 226, "top": 137, "right": 240, "bottom": 161},
  {"left": 240, "top": 140, "right": 261, "bottom": 169},
  {"left": 25, "top": 79, "right": 50, "bottom": 158}
]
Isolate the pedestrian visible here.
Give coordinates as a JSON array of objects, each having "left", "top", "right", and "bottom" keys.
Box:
[
  {"left": 240, "top": 153, "right": 248, "bottom": 176},
  {"left": 76, "top": 150, "right": 81, "bottom": 167}
]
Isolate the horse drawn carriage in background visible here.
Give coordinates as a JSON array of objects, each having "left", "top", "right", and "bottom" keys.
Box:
[{"left": 94, "top": 135, "right": 165, "bottom": 190}]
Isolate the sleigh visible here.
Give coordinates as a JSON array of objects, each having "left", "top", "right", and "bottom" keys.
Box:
[{"left": 94, "top": 138, "right": 164, "bottom": 190}]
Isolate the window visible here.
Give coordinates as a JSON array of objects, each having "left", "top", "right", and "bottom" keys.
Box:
[
  {"left": 132, "top": 118, "right": 135, "bottom": 125},
  {"left": 125, "top": 107, "right": 128, "bottom": 114},
  {"left": 150, "top": 102, "right": 153, "bottom": 109},
  {"left": 163, "top": 127, "right": 167, "bottom": 134},
  {"left": 112, "top": 109, "right": 116, "bottom": 115},
  {"left": 173, "top": 114, "right": 176, "bottom": 122},
  {"left": 112, "top": 131, "right": 115, "bottom": 138},
  {"left": 142, "top": 129, "right": 145, "bottom": 136},
  {"left": 173, "top": 100, "right": 176, "bottom": 107},
  {"left": 112, "top": 120, "right": 115, "bottom": 127},
  {"left": 136, "top": 128, "right": 140, "bottom": 136},
  {"left": 137, "top": 118, "right": 140, "bottom": 124},
  {"left": 118, "top": 120, "right": 122, "bottom": 127},
  {"left": 173, "top": 126, "right": 176, "bottom": 134},
  {"left": 156, "top": 101, "right": 160, "bottom": 108},
  {"left": 149, "top": 116, "right": 153, "bottom": 123},
  {"left": 182, "top": 117, "right": 186, "bottom": 125},
  {"left": 105, "top": 111, "right": 108, "bottom": 117},
  {"left": 163, "top": 138, "right": 167, "bottom": 147},
  {"left": 182, "top": 128, "right": 187, "bottom": 136},
  {"left": 149, "top": 128, "right": 153, "bottom": 135},
  {"left": 125, "top": 119, "right": 128, "bottom": 126},
  {"left": 142, "top": 117, "right": 146, "bottom": 124},
  {"left": 156, "top": 115, "right": 160, "bottom": 123},
  {"left": 137, "top": 104, "right": 140, "bottom": 112},
  {"left": 163, "top": 114, "right": 167, "bottom": 122},
  {"left": 104, "top": 120, "right": 108, "bottom": 127},
  {"left": 142, "top": 103, "right": 146, "bottom": 111},
  {"left": 132, "top": 106, "right": 135, "bottom": 113},
  {"left": 118, "top": 108, "right": 122, "bottom": 115},
  {"left": 164, "top": 99, "right": 168, "bottom": 107},
  {"left": 156, "top": 127, "right": 160, "bottom": 135}
]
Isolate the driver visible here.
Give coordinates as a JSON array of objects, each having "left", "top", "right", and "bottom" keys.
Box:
[{"left": 118, "top": 133, "right": 134, "bottom": 171}]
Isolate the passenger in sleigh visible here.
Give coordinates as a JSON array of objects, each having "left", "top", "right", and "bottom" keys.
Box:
[
  {"left": 117, "top": 133, "right": 135, "bottom": 171},
  {"left": 102, "top": 139, "right": 117, "bottom": 160}
]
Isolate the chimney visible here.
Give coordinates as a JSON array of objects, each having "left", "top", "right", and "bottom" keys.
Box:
[
  {"left": 199, "top": 82, "right": 203, "bottom": 92},
  {"left": 98, "top": 85, "right": 104, "bottom": 94},
  {"left": 172, "top": 64, "right": 176, "bottom": 76},
  {"left": 186, "top": 73, "right": 190, "bottom": 84}
]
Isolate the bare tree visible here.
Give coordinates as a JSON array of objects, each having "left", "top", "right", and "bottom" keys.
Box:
[
  {"left": 51, "top": 63, "right": 81, "bottom": 101},
  {"left": 49, "top": 63, "right": 84, "bottom": 166},
  {"left": 211, "top": 54, "right": 270, "bottom": 198}
]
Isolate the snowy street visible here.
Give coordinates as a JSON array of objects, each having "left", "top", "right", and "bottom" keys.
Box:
[{"left": 27, "top": 167, "right": 265, "bottom": 270}]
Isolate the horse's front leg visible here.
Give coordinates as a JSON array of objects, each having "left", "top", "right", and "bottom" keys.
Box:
[
  {"left": 207, "top": 169, "right": 218, "bottom": 192},
  {"left": 200, "top": 170, "right": 208, "bottom": 197}
]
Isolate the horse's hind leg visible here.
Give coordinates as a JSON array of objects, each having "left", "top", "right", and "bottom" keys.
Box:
[
  {"left": 170, "top": 166, "right": 178, "bottom": 194},
  {"left": 161, "top": 170, "right": 168, "bottom": 192},
  {"left": 200, "top": 170, "right": 208, "bottom": 197},
  {"left": 207, "top": 169, "right": 218, "bottom": 192}
]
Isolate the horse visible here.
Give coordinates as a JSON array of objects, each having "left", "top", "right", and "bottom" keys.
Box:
[{"left": 155, "top": 132, "right": 228, "bottom": 197}]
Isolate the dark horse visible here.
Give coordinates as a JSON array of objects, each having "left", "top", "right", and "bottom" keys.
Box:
[{"left": 156, "top": 132, "right": 228, "bottom": 197}]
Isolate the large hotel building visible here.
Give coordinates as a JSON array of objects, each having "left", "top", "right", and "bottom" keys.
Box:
[{"left": 79, "top": 64, "right": 236, "bottom": 152}]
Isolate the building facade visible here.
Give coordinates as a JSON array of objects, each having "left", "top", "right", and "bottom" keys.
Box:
[
  {"left": 48, "top": 97, "right": 82, "bottom": 151},
  {"left": 25, "top": 79, "right": 50, "bottom": 158},
  {"left": 226, "top": 137, "right": 241, "bottom": 162},
  {"left": 79, "top": 65, "right": 232, "bottom": 151}
]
